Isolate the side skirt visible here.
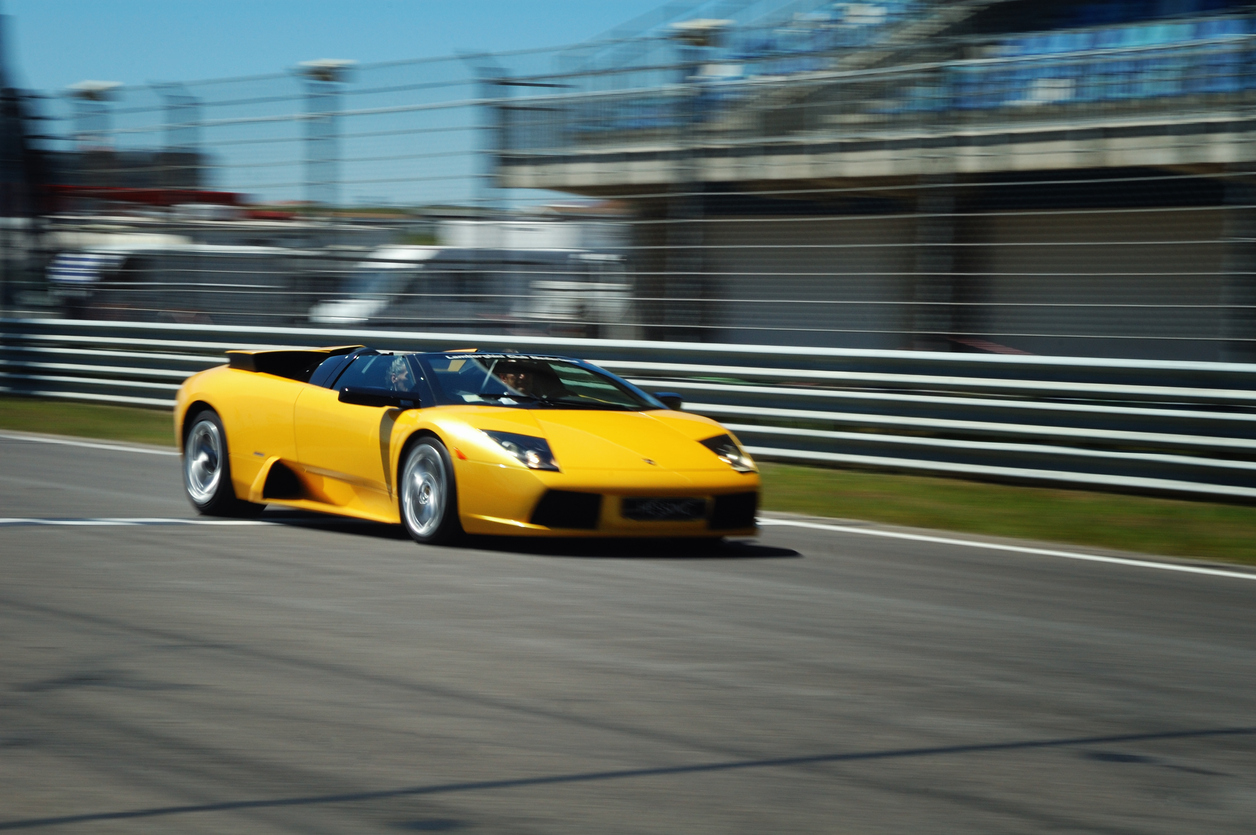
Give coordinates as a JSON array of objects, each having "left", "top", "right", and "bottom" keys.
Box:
[{"left": 247, "top": 456, "right": 400, "bottom": 524}]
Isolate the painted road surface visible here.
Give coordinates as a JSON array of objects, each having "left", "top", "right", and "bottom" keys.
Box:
[{"left": 2, "top": 432, "right": 1254, "bottom": 833}]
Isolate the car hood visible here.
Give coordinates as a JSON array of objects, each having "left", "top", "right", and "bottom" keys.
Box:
[{"left": 531, "top": 410, "right": 725, "bottom": 472}]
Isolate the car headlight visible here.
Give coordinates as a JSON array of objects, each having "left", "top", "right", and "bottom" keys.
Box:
[
  {"left": 700, "top": 434, "right": 756, "bottom": 473},
  {"left": 483, "top": 430, "right": 560, "bottom": 471}
]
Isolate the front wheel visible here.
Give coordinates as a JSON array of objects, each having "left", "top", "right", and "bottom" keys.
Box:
[
  {"left": 399, "top": 438, "right": 462, "bottom": 545},
  {"left": 182, "top": 410, "right": 263, "bottom": 517}
]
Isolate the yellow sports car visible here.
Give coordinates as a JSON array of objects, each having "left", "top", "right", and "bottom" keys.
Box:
[{"left": 175, "top": 346, "right": 760, "bottom": 544}]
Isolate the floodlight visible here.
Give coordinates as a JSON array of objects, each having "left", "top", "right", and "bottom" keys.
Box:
[
  {"left": 68, "top": 80, "right": 121, "bottom": 101},
  {"left": 298, "top": 59, "right": 357, "bottom": 83},
  {"left": 670, "top": 19, "right": 733, "bottom": 48}
]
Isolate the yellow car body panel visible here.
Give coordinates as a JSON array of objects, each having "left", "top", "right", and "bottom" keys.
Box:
[
  {"left": 294, "top": 385, "right": 398, "bottom": 518},
  {"left": 178, "top": 367, "right": 304, "bottom": 500},
  {"left": 175, "top": 349, "right": 760, "bottom": 538}
]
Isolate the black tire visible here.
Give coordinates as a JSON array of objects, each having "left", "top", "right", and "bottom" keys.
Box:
[
  {"left": 399, "top": 438, "right": 463, "bottom": 545},
  {"left": 182, "top": 409, "right": 264, "bottom": 517}
]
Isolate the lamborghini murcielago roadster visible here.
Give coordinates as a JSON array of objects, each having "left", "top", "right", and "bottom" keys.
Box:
[{"left": 175, "top": 346, "right": 759, "bottom": 544}]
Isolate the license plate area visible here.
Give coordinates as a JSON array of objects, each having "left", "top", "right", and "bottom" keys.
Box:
[{"left": 621, "top": 497, "right": 707, "bottom": 522}]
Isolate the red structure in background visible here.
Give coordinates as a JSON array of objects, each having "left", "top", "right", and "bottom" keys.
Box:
[
  {"left": 50, "top": 185, "right": 242, "bottom": 207},
  {"left": 48, "top": 185, "right": 297, "bottom": 219}
]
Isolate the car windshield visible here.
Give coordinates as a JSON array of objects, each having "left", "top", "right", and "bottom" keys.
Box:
[{"left": 419, "top": 354, "right": 659, "bottom": 411}]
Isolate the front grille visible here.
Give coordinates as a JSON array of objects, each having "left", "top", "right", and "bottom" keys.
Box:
[
  {"left": 710, "top": 492, "right": 758, "bottom": 530},
  {"left": 530, "top": 490, "right": 602, "bottom": 529},
  {"left": 622, "top": 497, "right": 707, "bottom": 522}
]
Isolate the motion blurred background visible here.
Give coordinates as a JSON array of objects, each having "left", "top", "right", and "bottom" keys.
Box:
[
  {"left": 7, "top": 11, "right": 1256, "bottom": 834},
  {"left": 5, "top": 0, "right": 1256, "bottom": 505},
  {"left": 2, "top": 0, "right": 1254, "bottom": 357}
]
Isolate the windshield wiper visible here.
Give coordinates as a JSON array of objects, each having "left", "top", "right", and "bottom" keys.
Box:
[
  {"left": 477, "top": 392, "right": 543, "bottom": 402},
  {"left": 477, "top": 392, "right": 635, "bottom": 410},
  {"left": 536, "top": 397, "right": 633, "bottom": 410}
]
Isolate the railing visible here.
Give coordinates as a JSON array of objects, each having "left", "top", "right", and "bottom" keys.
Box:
[{"left": 4, "top": 318, "right": 1256, "bottom": 502}]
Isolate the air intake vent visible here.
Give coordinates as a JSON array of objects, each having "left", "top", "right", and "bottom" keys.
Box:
[
  {"left": 262, "top": 461, "right": 303, "bottom": 500},
  {"left": 530, "top": 491, "right": 602, "bottom": 530},
  {"left": 710, "top": 492, "right": 758, "bottom": 530},
  {"left": 622, "top": 497, "right": 706, "bottom": 521}
]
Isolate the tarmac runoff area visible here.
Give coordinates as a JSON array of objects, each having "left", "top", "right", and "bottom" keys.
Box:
[{"left": 1, "top": 431, "right": 1254, "bottom": 833}]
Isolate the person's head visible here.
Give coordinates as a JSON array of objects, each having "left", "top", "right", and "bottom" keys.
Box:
[
  {"left": 388, "top": 355, "right": 412, "bottom": 391},
  {"left": 496, "top": 362, "right": 533, "bottom": 394}
]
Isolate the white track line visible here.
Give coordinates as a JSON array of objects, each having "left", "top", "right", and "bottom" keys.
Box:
[
  {"left": 2, "top": 430, "right": 1251, "bottom": 582},
  {"left": 0, "top": 431, "right": 177, "bottom": 456},
  {"left": 0, "top": 517, "right": 271, "bottom": 527},
  {"left": 5, "top": 516, "right": 1253, "bottom": 583},
  {"left": 758, "top": 518, "right": 1256, "bottom": 582}
]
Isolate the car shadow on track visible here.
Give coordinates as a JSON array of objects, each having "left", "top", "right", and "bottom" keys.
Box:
[
  {"left": 463, "top": 535, "right": 800, "bottom": 560},
  {"left": 257, "top": 510, "right": 800, "bottom": 560},
  {"left": 258, "top": 510, "right": 412, "bottom": 540}
]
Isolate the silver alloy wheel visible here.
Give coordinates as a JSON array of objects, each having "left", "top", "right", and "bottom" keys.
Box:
[
  {"left": 184, "top": 417, "right": 224, "bottom": 505},
  {"left": 402, "top": 444, "right": 445, "bottom": 538}
]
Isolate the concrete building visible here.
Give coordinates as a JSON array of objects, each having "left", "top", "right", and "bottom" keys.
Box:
[{"left": 495, "top": 0, "right": 1256, "bottom": 360}]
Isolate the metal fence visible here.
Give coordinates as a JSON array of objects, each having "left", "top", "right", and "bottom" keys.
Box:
[
  {"left": 4, "top": 2, "right": 1256, "bottom": 362},
  {"left": 4, "top": 318, "right": 1256, "bottom": 503}
]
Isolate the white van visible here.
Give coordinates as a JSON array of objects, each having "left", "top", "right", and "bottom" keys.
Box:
[
  {"left": 48, "top": 242, "right": 322, "bottom": 325},
  {"left": 308, "top": 245, "right": 639, "bottom": 338}
]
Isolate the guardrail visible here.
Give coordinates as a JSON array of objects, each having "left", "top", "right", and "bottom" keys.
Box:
[{"left": 4, "top": 317, "right": 1256, "bottom": 502}]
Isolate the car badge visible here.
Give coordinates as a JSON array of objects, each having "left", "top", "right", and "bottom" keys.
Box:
[{"left": 643, "top": 458, "right": 657, "bottom": 466}]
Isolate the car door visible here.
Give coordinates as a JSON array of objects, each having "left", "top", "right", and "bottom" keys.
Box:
[
  {"left": 293, "top": 353, "right": 414, "bottom": 515},
  {"left": 219, "top": 369, "right": 306, "bottom": 495}
]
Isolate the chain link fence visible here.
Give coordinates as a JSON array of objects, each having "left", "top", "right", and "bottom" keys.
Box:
[{"left": 4, "top": 0, "right": 1256, "bottom": 361}]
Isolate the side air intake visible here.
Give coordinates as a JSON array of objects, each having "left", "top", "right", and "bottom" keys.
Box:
[{"left": 262, "top": 461, "right": 303, "bottom": 500}]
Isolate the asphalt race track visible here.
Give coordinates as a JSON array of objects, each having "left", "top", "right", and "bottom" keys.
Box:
[{"left": 2, "top": 431, "right": 1255, "bottom": 834}]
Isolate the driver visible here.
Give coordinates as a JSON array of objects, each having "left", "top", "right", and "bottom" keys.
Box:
[
  {"left": 494, "top": 360, "right": 562, "bottom": 398},
  {"left": 496, "top": 362, "right": 534, "bottom": 395}
]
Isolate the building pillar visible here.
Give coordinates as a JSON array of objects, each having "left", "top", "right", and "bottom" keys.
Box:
[
  {"left": 662, "top": 176, "right": 706, "bottom": 342},
  {"left": 909, "top": 175, "right": 957, "bottom": 351},
  {"left": 1221, "top": 172, "right": 1256, "bottom": 362},
  {"left": 633, "top": 198, "right": 670, "bottom": 341}
]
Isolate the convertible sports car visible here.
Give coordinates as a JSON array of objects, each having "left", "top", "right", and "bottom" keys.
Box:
[{"left": 175, "top": 346, "right": 760, "bottom": 544}]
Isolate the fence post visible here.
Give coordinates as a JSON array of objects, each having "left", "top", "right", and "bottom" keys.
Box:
[
  {"left": 911, "top": 173, "right": 957, "bottom": 351},
  {"left": 67, "top": 80, "right": 119, "bottom": 191},
  {"left": 159, "top": 83, "right": 201, "bottom": 190},
  {"left": 298, "top": 59, "right": 354, "bottom": 211}
]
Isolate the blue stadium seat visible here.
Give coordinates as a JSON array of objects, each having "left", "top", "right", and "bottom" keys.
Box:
[{"left": 1094, "top": 28, "right": 1127, "bottom": 50}]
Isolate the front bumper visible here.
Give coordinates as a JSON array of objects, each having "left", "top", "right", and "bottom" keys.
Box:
[{"left": 456, "top": 460, "right": 760, "bottom": 537}]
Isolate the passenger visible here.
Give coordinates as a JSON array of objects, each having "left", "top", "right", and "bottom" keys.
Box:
[{"left": 388, "top": 355, "right": 414, "bottom": 392}]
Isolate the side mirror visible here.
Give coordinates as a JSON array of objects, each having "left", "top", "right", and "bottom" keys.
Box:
[
  {"left": 338, "top": 386, "right": 419, "bottom": 409},
  {"left": 653, "top": 391, "right": 683, "bottom": 410}
]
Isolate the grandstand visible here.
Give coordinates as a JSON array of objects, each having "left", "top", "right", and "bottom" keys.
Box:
[
  {"left": 501, "top": 0, "right": 1256, "bottom": 182},
  {"left": 495, "top": 0, "right": 1256, "bottom": 360}
]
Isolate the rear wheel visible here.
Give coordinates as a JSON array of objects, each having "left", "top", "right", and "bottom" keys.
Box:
[
  {"left": 400, "top": 438, "right": 462, "bottom": 545},
  {"left": 182, "top": 410, "right": 263, "bottom": 517}
]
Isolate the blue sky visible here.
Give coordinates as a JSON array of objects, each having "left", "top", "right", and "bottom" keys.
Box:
[
  {"left": 1, "top": 1, "right": 685, "bottom": 205},
  {"left": 3, "top": 0, "right": 669, "bottom": 91}
]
